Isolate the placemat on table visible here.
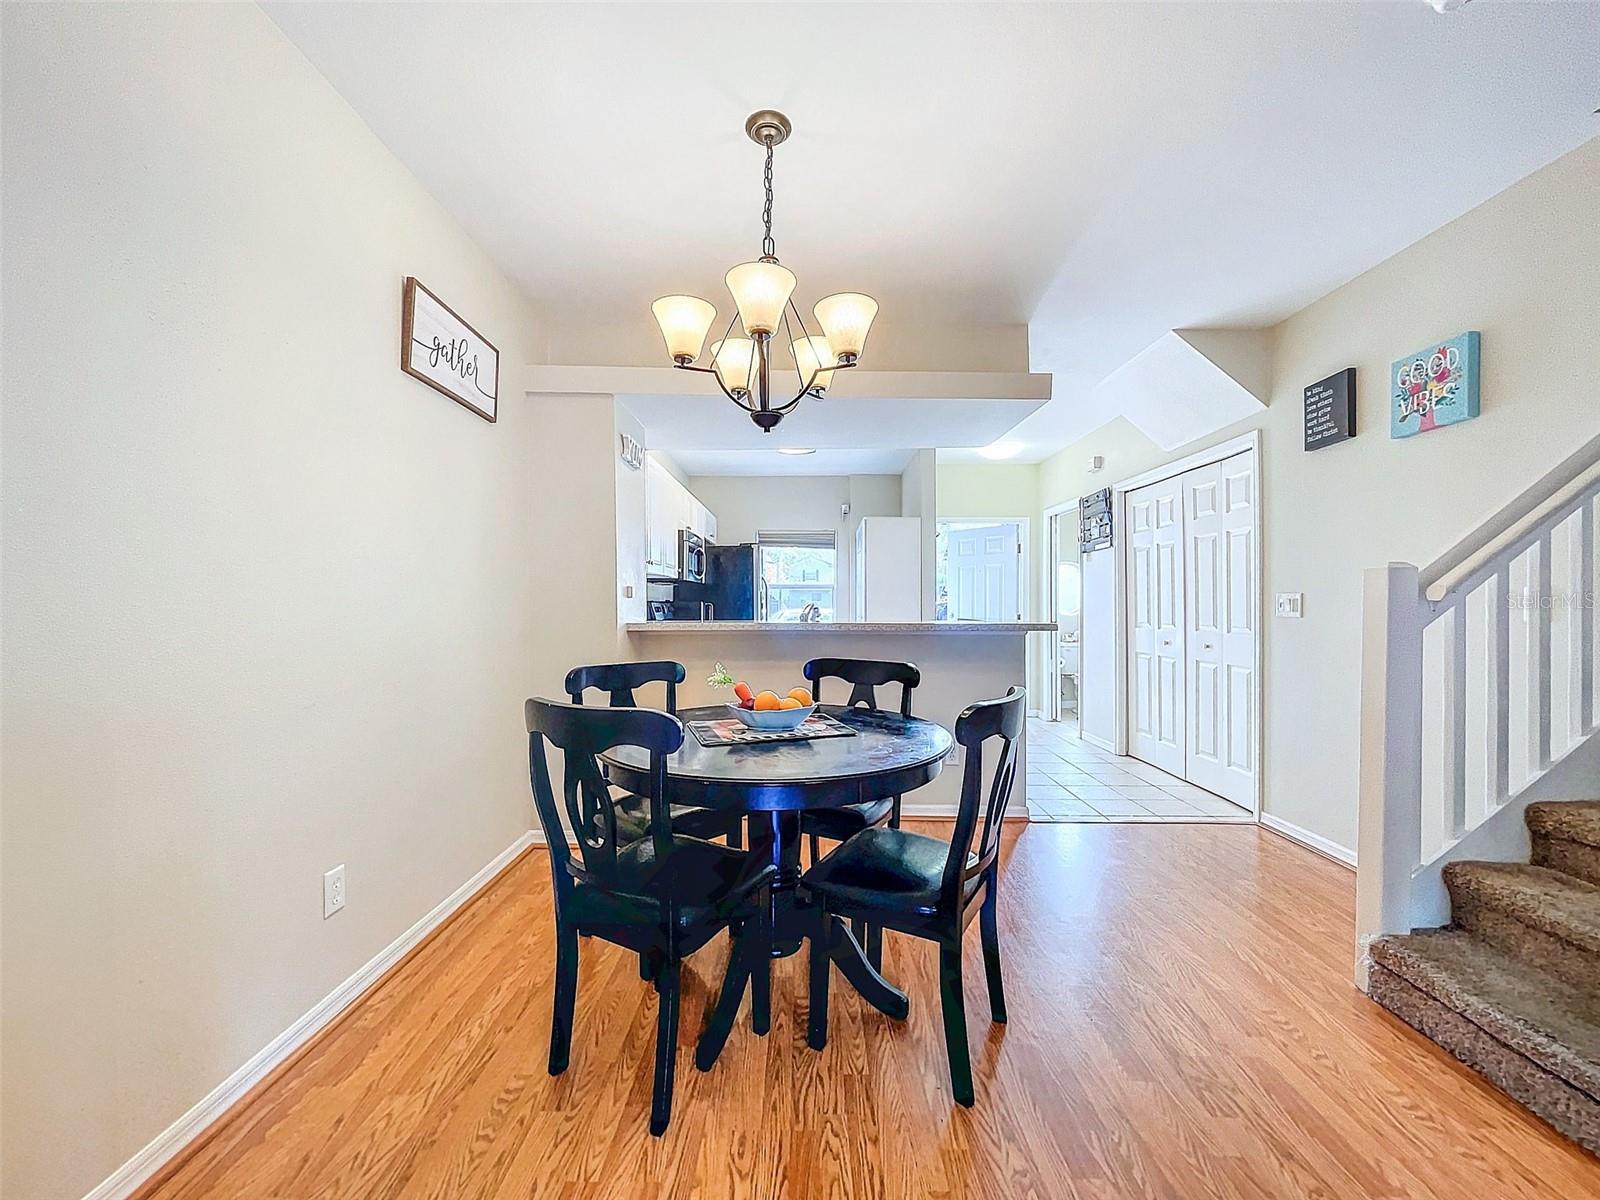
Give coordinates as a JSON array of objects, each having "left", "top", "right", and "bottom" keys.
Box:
[{"left": 688, "top": 712, "right": 859, "bottom": 747}]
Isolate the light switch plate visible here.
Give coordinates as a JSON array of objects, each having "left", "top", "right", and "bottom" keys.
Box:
[{"left": 1275, "top": 592, "right": 1304, "bottom": 619}]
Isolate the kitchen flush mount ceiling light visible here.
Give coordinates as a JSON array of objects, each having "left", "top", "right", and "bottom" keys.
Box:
[
  {"left": 977, "top": 440, "right": 1023, "bottom": 460},
  {"left": 777, "top": 447, "right": 817, "bottom": 456},
  {"left": 651, "top": 110, "right": 878, "bottom": 432}
]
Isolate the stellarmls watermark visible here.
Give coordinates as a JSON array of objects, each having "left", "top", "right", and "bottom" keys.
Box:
[{"left": 1507, "top": 590, "right": 1597, "bottom": 611}]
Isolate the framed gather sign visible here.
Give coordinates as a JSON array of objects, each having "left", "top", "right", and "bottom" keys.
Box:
[{"left": 401, "top": 277, "right": 499, "bottom": 422}]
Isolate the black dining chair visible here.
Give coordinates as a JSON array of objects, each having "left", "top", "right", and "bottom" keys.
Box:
[
  {"left": 798, "top": 658, "right": 920, "bottom": 965},
  {"left": 801, "top": 686, "right": 1025, "bottom": 1109},
  {"left": 525, "top": 697, "right": 775, "bottom": 1135},
  {"left": 566, "top": 661, "right": 744, "bottom": 849}
]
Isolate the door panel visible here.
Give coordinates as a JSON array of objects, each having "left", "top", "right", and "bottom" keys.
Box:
[
  {"left": 1127, "top": 481, "right": 1185, "bottom": 774},
  {"left": 1183, "top": 452, "right": 1257, "bottom": 808},
  {"left": 948, "top": 523, "right": 1022, "bottom": 622}
]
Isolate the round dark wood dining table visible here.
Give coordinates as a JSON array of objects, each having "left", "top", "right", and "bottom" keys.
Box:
[{"left": 600, "top": 703, "right": 953, "bottom": 1017}]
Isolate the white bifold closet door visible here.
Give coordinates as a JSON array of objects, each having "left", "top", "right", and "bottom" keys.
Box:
[
  {"left": 1127, "top": 476, "right": 1187, "bottom": 776},
  {"left": 1181, "top": 452, "right": 1257, "bottom": 808},
  {"left": 1126, "top": 450, "right": 1257, "bottom": 808}
]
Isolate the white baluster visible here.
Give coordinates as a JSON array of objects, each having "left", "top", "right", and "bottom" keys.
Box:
[
  {"left": 1537, "top": 530, "right": 1554, "bottom": 772},
  {"left": 1583, "top": 496, "right": 1596, "bottom": 735},
  {"left": 1493, "top": 565, "right": 1511, "bottom": 809},
  {"left": 1508, "top": 545, "right": 1539, "bottom": 792},
  {"left": 1549, "top": 512, "right": 1584, "bottom": 759}
]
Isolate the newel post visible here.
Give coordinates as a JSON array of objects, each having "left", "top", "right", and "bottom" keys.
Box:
[{"left": 1354, "top": 563, "right": 1425, "bottom": 990}]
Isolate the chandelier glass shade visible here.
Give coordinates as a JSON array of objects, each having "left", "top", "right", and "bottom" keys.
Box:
[{"left": 650, "top": 110, "right": 878, "bottom": 432}]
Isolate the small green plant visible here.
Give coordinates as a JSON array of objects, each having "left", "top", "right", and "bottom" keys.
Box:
[{"left": 707, "top": 661, "right": 734, "bottom": 690}]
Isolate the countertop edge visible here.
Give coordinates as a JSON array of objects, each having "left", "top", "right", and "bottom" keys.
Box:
[{"left": 624, "top": 621, "right": 1057, "bottom": 634}]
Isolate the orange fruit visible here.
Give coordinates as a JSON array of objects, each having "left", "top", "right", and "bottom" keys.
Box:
[
  {"left": 778, "top": 697, "right": 803, "bottom": 710},
  {"left": 788, "top": 687, "right": 813, "bottom": 706},
  {"left": 753, "top": 690, "right": 782, "bottom": 712}
]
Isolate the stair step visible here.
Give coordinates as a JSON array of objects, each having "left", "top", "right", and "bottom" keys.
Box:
[
  {"left": 1443, "top": 861, "right": 1600, "bottom": 990},
  {"left": 1528, "top": 801, "right": 1600, "bottom": 849},
  {"left": 1529, "top": 801, "right": 1600, "bottom": 888},
  {"left": 1369, "top": 930, "right": 1600, "bottom": 1153},
  {"left": 1371, "top": 930, "right": 1600, "bottom": 1099}
]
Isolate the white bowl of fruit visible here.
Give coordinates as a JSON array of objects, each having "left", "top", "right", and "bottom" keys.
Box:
[{"left": 727, "top": 681, "right": 816, "bottom": 731}]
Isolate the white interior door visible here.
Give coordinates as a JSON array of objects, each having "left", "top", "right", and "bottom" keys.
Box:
[
  {"left": 1183, "top": 453, "right": 1257, "bottom": 808},
  {"left": 948, "top": 523, "right": 1021, "bottom": 622},
  {"left": 1126, "top": 481, "right": 1186, "bottom": 775}
]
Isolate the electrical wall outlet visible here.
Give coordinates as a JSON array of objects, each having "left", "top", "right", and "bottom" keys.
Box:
[{"left": 323, "top": 864, "right": 346, "bottom": 919}]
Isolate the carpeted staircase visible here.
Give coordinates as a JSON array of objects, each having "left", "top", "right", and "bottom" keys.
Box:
[{"left": 1369, "top": 801, "right": 1600, "bottom": 1154}]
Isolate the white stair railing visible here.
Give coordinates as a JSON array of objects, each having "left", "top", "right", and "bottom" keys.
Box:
[{"left": 1356, "top": 440, "right": 1600, "bottom": 986}]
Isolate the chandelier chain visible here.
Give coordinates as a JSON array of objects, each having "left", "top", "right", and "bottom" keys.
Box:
[{"left": 760, "top": 137, "right": 776, "bottom": 260}]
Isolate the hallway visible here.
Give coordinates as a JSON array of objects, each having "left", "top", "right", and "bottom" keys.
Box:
[{"left": 1026, "top": 717, "right": 1254, "bottom": 823}]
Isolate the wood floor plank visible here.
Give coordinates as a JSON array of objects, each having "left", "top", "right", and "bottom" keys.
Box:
[{"left": 137, "top": 822, "right": 1600, "bottom": 1199}]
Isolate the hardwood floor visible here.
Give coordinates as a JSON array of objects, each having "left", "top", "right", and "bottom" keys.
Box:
[{"left": 138, "top": 822, "right": 1599, "bottom": 1199}]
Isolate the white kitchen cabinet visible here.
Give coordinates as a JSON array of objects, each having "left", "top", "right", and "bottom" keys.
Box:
[
  {"left": 644, "top": 458, "right": 676, "bottom": 577},
  {"left": 644, "top": 455, "right": 720, "bottom": 575}
]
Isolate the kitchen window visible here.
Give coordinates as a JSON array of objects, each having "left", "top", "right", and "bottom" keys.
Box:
[{"left": 757, "top": 530, "right": 836, "bottom": 622}]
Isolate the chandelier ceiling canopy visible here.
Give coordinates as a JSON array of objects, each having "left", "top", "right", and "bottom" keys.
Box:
[{"left": 650, "top": 111, "right": 878, "bottom": 432}]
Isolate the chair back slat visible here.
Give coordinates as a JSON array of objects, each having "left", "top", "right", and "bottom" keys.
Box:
[
  {"left": 941, "top": 687, "right": 1026, "bottom": 904},
  {"left": 525, "top": 698, "right": 683, "bottom": 889},
  {"left": 565, "top": 661, "right": 685, "bottom": 713},
  {"left": 803, "top": 658, "right": 919, "bottom": 716}
]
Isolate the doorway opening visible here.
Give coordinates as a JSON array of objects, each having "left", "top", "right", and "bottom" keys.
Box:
[
  {"left": 933, "top": 520, "right": 1028, "bottom": 623},
  {"left": 1044, "top": 501, "right": 1082, "bottom": 733}
]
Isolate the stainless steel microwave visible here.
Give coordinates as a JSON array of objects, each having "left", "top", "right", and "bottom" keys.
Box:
[{"left": 677, "top": 529, "right": 706, "bottom": 584}]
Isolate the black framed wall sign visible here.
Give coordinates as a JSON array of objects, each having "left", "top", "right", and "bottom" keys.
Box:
[{"left": 1304, "top": 367, "right": 1356, "bottom": 451}]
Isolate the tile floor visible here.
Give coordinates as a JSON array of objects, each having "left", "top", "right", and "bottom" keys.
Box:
[{"left": 1025, "top": 716, "right": 1253, "bottom": 823}]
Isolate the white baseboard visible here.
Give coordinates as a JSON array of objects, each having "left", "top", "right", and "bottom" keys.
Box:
[
  {"left": 84, "top": 831, "right": 537, "bottom": 1200},
  {"left": 1079, "top": 729, "right": 1116, "bottom": 752},
  {"left": 1260, "top": 813, "right": 1356, "bottom": 868},
  {"left": 900, "top": 801, "right": 1029, "bottom": 820}
]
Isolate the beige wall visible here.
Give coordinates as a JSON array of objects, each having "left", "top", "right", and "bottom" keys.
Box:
[
  {"left": 0, "top": 6, "right": 620, "bottom": 1198},
  {"left": 937, "top": 462, "right": 1041, "bottom": 521},
  {"left": 1035, "top": 136, "right": 1600, "bottom": 854},
  {"left": 544, "top": 317, "right": 1033, "bottom": 373},
  {"left": 1036, "top": 417, "right": 1167, "bottom": 513},
  {"left": 900, "top": 451, "right": 940, "bottom": 618},
  {"left": 684, "top": 474, "right": 903, "bottom": 621},
  {"left": 615, "top": 404, "right": 650, "bottom": 624},
  {"left": 625, "top": 629, "right": 1030, "bottom": 817}
]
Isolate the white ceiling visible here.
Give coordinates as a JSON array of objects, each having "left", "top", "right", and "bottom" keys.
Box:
[{"left": 266, "top": 1, "right": 1600, "bottom": 463}]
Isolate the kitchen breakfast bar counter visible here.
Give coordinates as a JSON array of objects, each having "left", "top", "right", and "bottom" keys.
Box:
[
  {"left": 625, "top": 622, "right": 1057, "bottom": 635},
  {"left": 624, "top": 621, "right": 1054, "bottom": 816}
]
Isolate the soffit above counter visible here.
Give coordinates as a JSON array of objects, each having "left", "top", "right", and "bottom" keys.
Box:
[{"left": 527, "top": 365, "right": 1051, "bottom": 455}]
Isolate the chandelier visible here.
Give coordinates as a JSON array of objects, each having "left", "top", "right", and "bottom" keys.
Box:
[{"left": 650, "top": 110, "right": 878, "bottom": 432}]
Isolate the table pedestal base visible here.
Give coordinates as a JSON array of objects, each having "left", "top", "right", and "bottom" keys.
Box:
[{"left": 747, "top": 812, "right": 908, "bottom": 1020}]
